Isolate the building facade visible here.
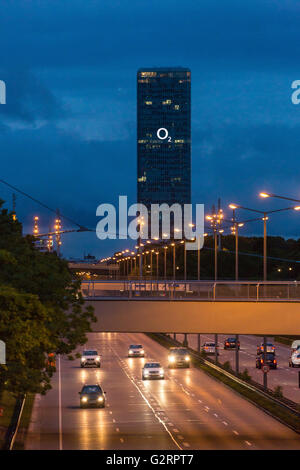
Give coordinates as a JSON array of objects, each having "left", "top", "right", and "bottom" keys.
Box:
[{"left": 137, "top": 67, "right": 191, "bottom": 216}]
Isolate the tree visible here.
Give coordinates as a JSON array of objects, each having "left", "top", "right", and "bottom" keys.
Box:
[{"left": 0, "top": 201, "right": 96, "bottom": 395}]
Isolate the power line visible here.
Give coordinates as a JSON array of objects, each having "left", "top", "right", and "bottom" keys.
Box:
[{"left": 0, "top": 178, "right": 89, "bottom": 230}]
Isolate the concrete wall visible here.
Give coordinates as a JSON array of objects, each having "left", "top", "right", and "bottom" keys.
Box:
[{"left": 86, "top": 299, "right": 300, "bottom": 335}]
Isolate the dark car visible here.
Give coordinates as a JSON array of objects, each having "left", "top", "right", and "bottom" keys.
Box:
[
  {"left": 79, "top": 384, "right": 106, "bottom": 408},
  {"left": 224, "top": 338, "right": 240, "bottom": 350},
  {"left": 255, "top": 353, "right": 277, "bottom": 369},
  {"left": 257, "top": 343, "right": 275, "bottom": 355},
  {"left": 168, "top": 347, "right": 191, "bottom": 368}
]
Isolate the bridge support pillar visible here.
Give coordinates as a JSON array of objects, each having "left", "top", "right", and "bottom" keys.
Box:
[
  {"left": 183, "top": 333, "right": 188, "bottom": 347},
  {"left": 197, "top": 334, "right": 201, "bottom": 352}
]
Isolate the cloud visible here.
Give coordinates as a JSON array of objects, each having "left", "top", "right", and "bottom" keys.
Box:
[{"left": 0, "top": 69, "right": 64, "bottom": 123}]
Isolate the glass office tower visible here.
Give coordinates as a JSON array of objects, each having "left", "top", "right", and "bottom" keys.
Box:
[{"left": 137, "top": 67, "right": 191, "bottom": 214}]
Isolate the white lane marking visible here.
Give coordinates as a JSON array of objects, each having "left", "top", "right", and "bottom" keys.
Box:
[
  {"left": 183, "top": 442, "right": 190, "bottom": 447},
  {"left": 214, "top": 413, "right": 218, "bottom": 418},
  {"left": 116, "top": 428, "right": 120, "bottom": 432},
  {"left": 178, "top": 435, "right": 184, "bottom": 440},
  {"left": 233, "top": 430, "right": 239, "bottom": 435},
  {"left": 112, "top": 348, "right": 183, "bottom": 451},
  {"left": 58, "top": 354, "right": 63, "bottom": 451},
  {"left": 112, "top": 419, "right": 116, "bottom": 423},
  {"left": 222, "top": 421, "right": 228, "bottom": 426},
  {"left": 245, "top": 440, "right": 252, "bottom": 446},
  {"left": 173, "top": 428, "right": 179, "bottom": 433},
  {"left": 120, "top": 438, "right": 124, "bottom": 443}
]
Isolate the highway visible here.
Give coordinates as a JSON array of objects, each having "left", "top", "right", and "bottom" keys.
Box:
[
  {"left": 26, "top": 333, "right": 300, "bottom": 450},
  {"left": 175, "top": 334, "right": 300, "bottom": 402}
]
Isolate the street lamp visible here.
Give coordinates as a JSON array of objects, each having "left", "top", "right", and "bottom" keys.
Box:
[
  {"left": 259, "top": 191, "right": 300, "bottom": 203},
  {"left": 155, "top": 251, "right": 159, "bottom": 279},
  {"left": 163, "top": 246, "right": 168, "bottom": 279},
  {"left": 171, "top": 243, "right": 176, "bottom": 280},
  {"left": 229, "top": 203, "right": 299, "bottom": 281}
]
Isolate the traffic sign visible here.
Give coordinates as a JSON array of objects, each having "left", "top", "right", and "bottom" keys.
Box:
[{"left": 262, "top": 365, "right": 270, "bottom": 373}]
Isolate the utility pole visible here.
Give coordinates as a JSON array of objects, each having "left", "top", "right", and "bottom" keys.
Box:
[
  {"left": 55, "top": 209, "right": 62, "bottom": 256},
  {"left": 12, "top": 193, "right": 17, "bottom": 221}
]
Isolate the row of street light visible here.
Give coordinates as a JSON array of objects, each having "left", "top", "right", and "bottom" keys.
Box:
[{"left": 100, "top": 191, "right": 300, "bottom": 281}]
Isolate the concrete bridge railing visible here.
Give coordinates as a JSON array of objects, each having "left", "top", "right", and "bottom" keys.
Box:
[{"left": 81, "top": 280, "right": 300, "bottom": 302}]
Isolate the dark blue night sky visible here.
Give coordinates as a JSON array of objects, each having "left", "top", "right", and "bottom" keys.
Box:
[{"left": 1, "top": 0, "right": 300, "bottom": 258}]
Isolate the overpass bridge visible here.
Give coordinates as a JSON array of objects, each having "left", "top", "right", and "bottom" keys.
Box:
[{"left": 81, "top": 280, "right": 300, "bottom": 335}]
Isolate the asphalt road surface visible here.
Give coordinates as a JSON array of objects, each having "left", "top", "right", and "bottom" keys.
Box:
[
  {"left": 175, "top": 334, "right": 300, "bottom": 402},
  {"left": 26, "top": 332, "right": 300, "bottom": 450}
]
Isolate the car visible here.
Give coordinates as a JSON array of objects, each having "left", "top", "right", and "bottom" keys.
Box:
[
  {"left": 79, "top": 384, "right": 106, "bottom": 408},
  {"left": 255, "top": 353, "right": 277, "bottom": 369},
  {"left": 202, "top": 342, "right": 219, "bottom": 356},
  {"left": 224, "top": 338, "right": 240, "bottom": 350},
  {"left": 291, "top": 340, "right": 300, "bottom": 354},
  {"left": 289, "top": 352, "right": 300, "bottom": 368},
  {"left": 257, "top": 343, "right": 275, "bottom": 355},
  {"left": 168, "top": 347, "right": 191, "bottom": 368},
  {"left": 128, "top": 344, "right": 145, "bottom": 357},
  {"left": 142, "top": 362, "right": 164, "bottom": 380},
  {"left": 80, "top": 349, "right": 101, "bottom": 368}
]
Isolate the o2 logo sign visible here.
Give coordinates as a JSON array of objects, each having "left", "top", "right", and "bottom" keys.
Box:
[{"left": 157, "top": 128, "right": 172, "bottom": 142}]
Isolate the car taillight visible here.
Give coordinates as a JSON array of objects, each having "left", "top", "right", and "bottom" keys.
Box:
[
  {"left": 274, "top": 360, "right": 277, "bottom": 363},
  {"left": 260, "top": 359, "right": 263, "bottom": 363}
]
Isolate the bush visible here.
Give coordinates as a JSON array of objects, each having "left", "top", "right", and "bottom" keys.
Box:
[
  {"left": 274, "top": 386, "right": 283, "bottom": 398},
  {"left": 240, "top": 368, "right": 252, "bottom": 382},
  {"left": 223, "top": 361, "right": 233, "bottom": 372}
]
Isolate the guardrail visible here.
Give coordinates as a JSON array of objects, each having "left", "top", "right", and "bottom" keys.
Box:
[
  {"left": 81, "top": 280, "right": 300, "bottom": 301},
  {"left": 151, "top": 333, "right": 300, "bottom": 431}
]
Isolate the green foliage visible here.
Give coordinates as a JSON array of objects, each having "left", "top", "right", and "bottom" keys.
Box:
[
  {"left": 0, "top": 202, "right": 96, "bottom": 395},
  {"left": 240, "top": 368, "right": 252, "bottom": 382},
  {"left": 223, "top": 361, "right": 233, "bottom": 372},
  {"left": 274, "top": 386, "right": 283, "bottom": 399}
]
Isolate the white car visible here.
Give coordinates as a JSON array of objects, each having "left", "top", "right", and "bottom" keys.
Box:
[
  {"left": 202, "top": 342, "right": 219, "bottom": 355},
  {"left": 289, "top": 352, "right": 300, "bottom": 368},
  {"left": 142, "top": 362, "right": 164, "bottom": 380},
  {"left": 80, "top": 349, "right": 101, "bottom": 368},
  {"left": 128, "top": 344, "right": 145, "bottom": 357}
]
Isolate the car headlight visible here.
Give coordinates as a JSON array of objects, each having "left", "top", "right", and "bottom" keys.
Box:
[
  {"left": 129, "top": 350, "right": 133, "bottom": 354},
  {"left": 81, "top": 396, "right": 88, "bottom": 402},
  {"left": 160, "top": 369, "right": 164, "bottom": 375},
  {"left": 98, "top": 396, "right": 104, "bottom": 402},
  {"left": 169, "top": 356, "right": 175, "bottom": 363},
  {"left": 96, "top": 356, "right": 100, "bottom": 361},
  {"left": 144, "top": 370, "right": 149, "bottom": 375},
  {"left": 185, "top": 355, "right": 190, "bottom": 361},
  {"left": 81, "top": 358, "right": 86, "bottom": 362},
  {"left": 140, "top": 350, "right": 144, "bottom": 354}
]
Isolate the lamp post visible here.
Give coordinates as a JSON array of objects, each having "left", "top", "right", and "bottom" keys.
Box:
[
  {"left": 164, "top": 246, "right": 168, "bottom": 279},
  {"left": 171, "top": 243, "right": 176, "bottom": 280},
  {"left": 150, "top": 250, "right": 154, "bottom": 278},
  {"left": 229, "top": 203, "right": 298, "bottom": 281},
  {"left": 156, "top": 251, "right": 159, "bottom": 279},
  {"left": 182, "top": 240, "right": 186, "bottom": 280},
  {"left": 206, "top": 211, "right": 223, "bottom": 281}
]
